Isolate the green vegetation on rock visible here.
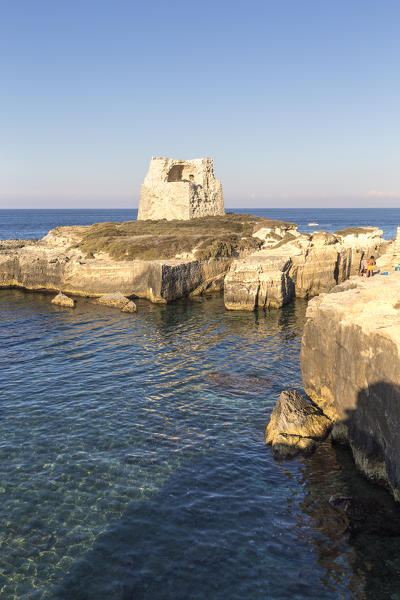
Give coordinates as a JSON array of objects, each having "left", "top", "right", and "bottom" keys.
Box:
[
  {"left": 72, "top": 214, "right": 296, "bottom": 261},
  {"left": 334, "top": 227, "right": 376, "bottom": 237}
]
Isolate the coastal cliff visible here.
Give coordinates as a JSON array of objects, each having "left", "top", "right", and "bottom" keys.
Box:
[
  {"left": 301, "top": 273, "right": 400, "bottom": 500},
  {"left": 0, "top": 215, "right": 278, "bottom": 303},
  {"left": 0, "top": 216, "right": 389, "bottom": 308},
  {"left": 224, "top": 227, "right": 387, "bottom": 310}
]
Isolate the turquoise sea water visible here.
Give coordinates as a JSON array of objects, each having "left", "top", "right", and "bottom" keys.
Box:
[{"left": 1, "top": 209, "right": 400, "bottom": 599}]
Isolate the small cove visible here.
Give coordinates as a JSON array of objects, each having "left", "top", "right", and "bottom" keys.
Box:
[
  {"left": 2, "top": 208, "right": 400, "bottom": 599},
  {"left": 1, "top": 290, "right": 400, "bottom": 599}
]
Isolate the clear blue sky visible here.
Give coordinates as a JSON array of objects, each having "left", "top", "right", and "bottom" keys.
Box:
[{"left": 1, "top": 0, "right": 399, "bottom": 208}]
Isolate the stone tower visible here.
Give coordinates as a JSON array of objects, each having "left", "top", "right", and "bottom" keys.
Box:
[{"left": 138, "top": 157, "right": 224, "bottom": 221}]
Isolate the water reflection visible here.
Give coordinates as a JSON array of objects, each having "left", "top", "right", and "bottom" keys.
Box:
[{"left": 294, "top": 439, "right": 400, "bottom": 599}]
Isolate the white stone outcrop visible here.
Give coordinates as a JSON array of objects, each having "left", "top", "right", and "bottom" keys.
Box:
[
  {"left": 138, "top": 157, "right": 224, "bottom": 221},
  {"left": 0, "top": 231, "right": 229, "bottom": 304},
  {"left": 301, "top": 272, "right": 400, "bottom": 500},
  {"left": 224, "top": 227, "right": 387, "bottom": 310}
]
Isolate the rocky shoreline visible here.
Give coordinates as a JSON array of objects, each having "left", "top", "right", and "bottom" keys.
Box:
[
  {"left": 2, "top": 214, "right": 400, "bottom": 501},
  {"left": 300, "top": 272, "right": 400, "bottom": 501},
  {"left": 0, "top": 215, "right": 389, "bottom": 309}
]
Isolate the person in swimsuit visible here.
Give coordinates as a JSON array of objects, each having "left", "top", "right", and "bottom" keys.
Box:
[{"left": 367, "top": 256, "right": 375, "bottom": 277}]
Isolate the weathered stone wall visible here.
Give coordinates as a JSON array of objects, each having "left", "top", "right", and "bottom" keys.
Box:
[
  {"left": 301, "top": 274, "right": 400, "bottom": 500},
  {"left": 224, "top": 227, "right": 387, "bottom": 311},
  {"left": 0, "top": 237, "right": 230, "bottom": 304},
  {"left": 138, "top": 157, "right": 224, "bottom": 221},
  {"left": 224, "top": 254, "right": 294, "bottom": 310}
]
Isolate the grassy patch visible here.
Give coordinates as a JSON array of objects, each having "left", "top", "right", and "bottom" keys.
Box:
[
  {"left": 334, "top": 227, "right": 377, "bottom": 237},
  {"left": 71, "top": 214, "right": 296, "bottom": 261}
]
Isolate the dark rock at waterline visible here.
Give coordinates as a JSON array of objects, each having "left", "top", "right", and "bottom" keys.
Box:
[
  {"left": 266, "top": 389, "right": 331, "bottom": 458},
  {"left": 271, "top": 433, "right": 317, "bottom": 459}
]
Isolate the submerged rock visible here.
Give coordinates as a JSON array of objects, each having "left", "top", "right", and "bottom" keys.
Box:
[
  {"left": 265, "top": 389, "right": 331, "bottom": 458},
  {"left": 329, "top": 494, "right": 400, "bottom": 537},
  {"left": 208, "top": 372, "right": 273, "bottom": 392},
  {"left": 51, "top": 292, "right": 76, "bottom": 308},
  {"left": 96, "top": 292, "right": 137, "bottom": 313},
  {"left": 271, "top": 433, "right": 317, "bottom": 458}
]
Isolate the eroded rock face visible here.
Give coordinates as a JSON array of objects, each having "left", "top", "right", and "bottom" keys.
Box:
[
  {"left": 224, "top": 253, "right": 294, "bottom": 310},
  {"left": 301, "top": 273, "right": 400, "bottom": 500},
  {"left": 51, "top": 292, "right": 76, "bottom": 307},
  {"left": 0, "top": 218, "right": 389, "bottom": 310},
  {"left": 0, "top": 234, "right": 225, "bottom": 304},
  {"left": 224, "top": 227, "right": 387, "bottom": 311},
  {"left": 138, "top": 157, "right": 224, "bottom": 221},
  {"left": 265, "top": 389, "right": 331, "bottom": 458},
  {"left": 0, "top": 216, "right": 295, "bottom": 305},
  {"left": 96, "top": 292, "right": 137, "bottom": 313}
]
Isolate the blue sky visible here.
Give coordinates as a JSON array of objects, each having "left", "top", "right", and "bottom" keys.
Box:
[{"left": 1, "top": 0, "right": 399, "bottom": 208}]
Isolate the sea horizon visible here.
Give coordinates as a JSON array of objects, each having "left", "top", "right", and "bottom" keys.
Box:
[{"left": 1, "top": 206, "right": 399, "bottom": 241}]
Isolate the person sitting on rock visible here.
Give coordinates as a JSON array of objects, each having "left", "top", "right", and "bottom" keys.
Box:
[{"left": 367, "top": 256, "right": 376, "bottom": 277}]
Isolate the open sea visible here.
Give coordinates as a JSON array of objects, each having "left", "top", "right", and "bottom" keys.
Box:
[{"left": 1, "top": 208, "right": 400, "bottom": 599}]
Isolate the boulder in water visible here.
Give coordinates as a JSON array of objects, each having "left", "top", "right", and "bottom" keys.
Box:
[
  {"left": 96, "top": 292, "right": 137, "bottom": 313},
  {"left": 265, "top": 389, "right": 331, "bottom": 458},
  {"left": 51, "top": 292, "right": 76, "bottom": 308}
]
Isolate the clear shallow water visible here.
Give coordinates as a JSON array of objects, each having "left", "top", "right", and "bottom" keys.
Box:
[
  {"left": 2, "top": 209, "right": 400, "bottom": 599},
  {"left": 1, "top": 292, "right": 400, "bottom": 599},
  {"left": 0, "top": 207, "right": 399, "bottom": 240}
]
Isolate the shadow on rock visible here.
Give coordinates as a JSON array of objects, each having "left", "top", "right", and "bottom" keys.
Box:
[{"left": 331, "top": 381, "right": 400, "bottom": 503}]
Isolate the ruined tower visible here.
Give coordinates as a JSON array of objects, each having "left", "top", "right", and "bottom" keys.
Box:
[{"left": 138, "top": 157, "right": 224, "bottom": 220}]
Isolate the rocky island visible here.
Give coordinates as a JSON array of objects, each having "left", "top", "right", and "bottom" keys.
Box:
[
  {"left": 0, "top": 158, "right": 389, "bottom": 310},
  {"left": 0, "top": 215, "right": 389, "bottom": 310}
]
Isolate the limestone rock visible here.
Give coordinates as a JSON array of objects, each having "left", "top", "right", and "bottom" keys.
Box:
[
  {"left": 224, "top": 253, "right": 294, "bottom": 310},
  {"left": 138, "top": 157, "right": 224, "bottom": 221},
  {"left": 265, "top": 389, "right": 331, "bottom": 458},
  {"left": 224, "top": 226, "right": 387, "bottom": 310},
  {"left": 51, "top": 292, "right": 76, "bottom": 307},
  {"left": 301, "top": 272, "right": 400, "bottom": 500},
  {"left": 0, "top": 232, "right": 217, "bottom": 304},
  {"left": 121, "top": 301, "right": 137, "bottom": 313},
  {"left": 0, "top": 216, "right": 388, "bottom": 309},
  {"left": 96, "top": 292, "right": 137, "bottom": 312}
]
